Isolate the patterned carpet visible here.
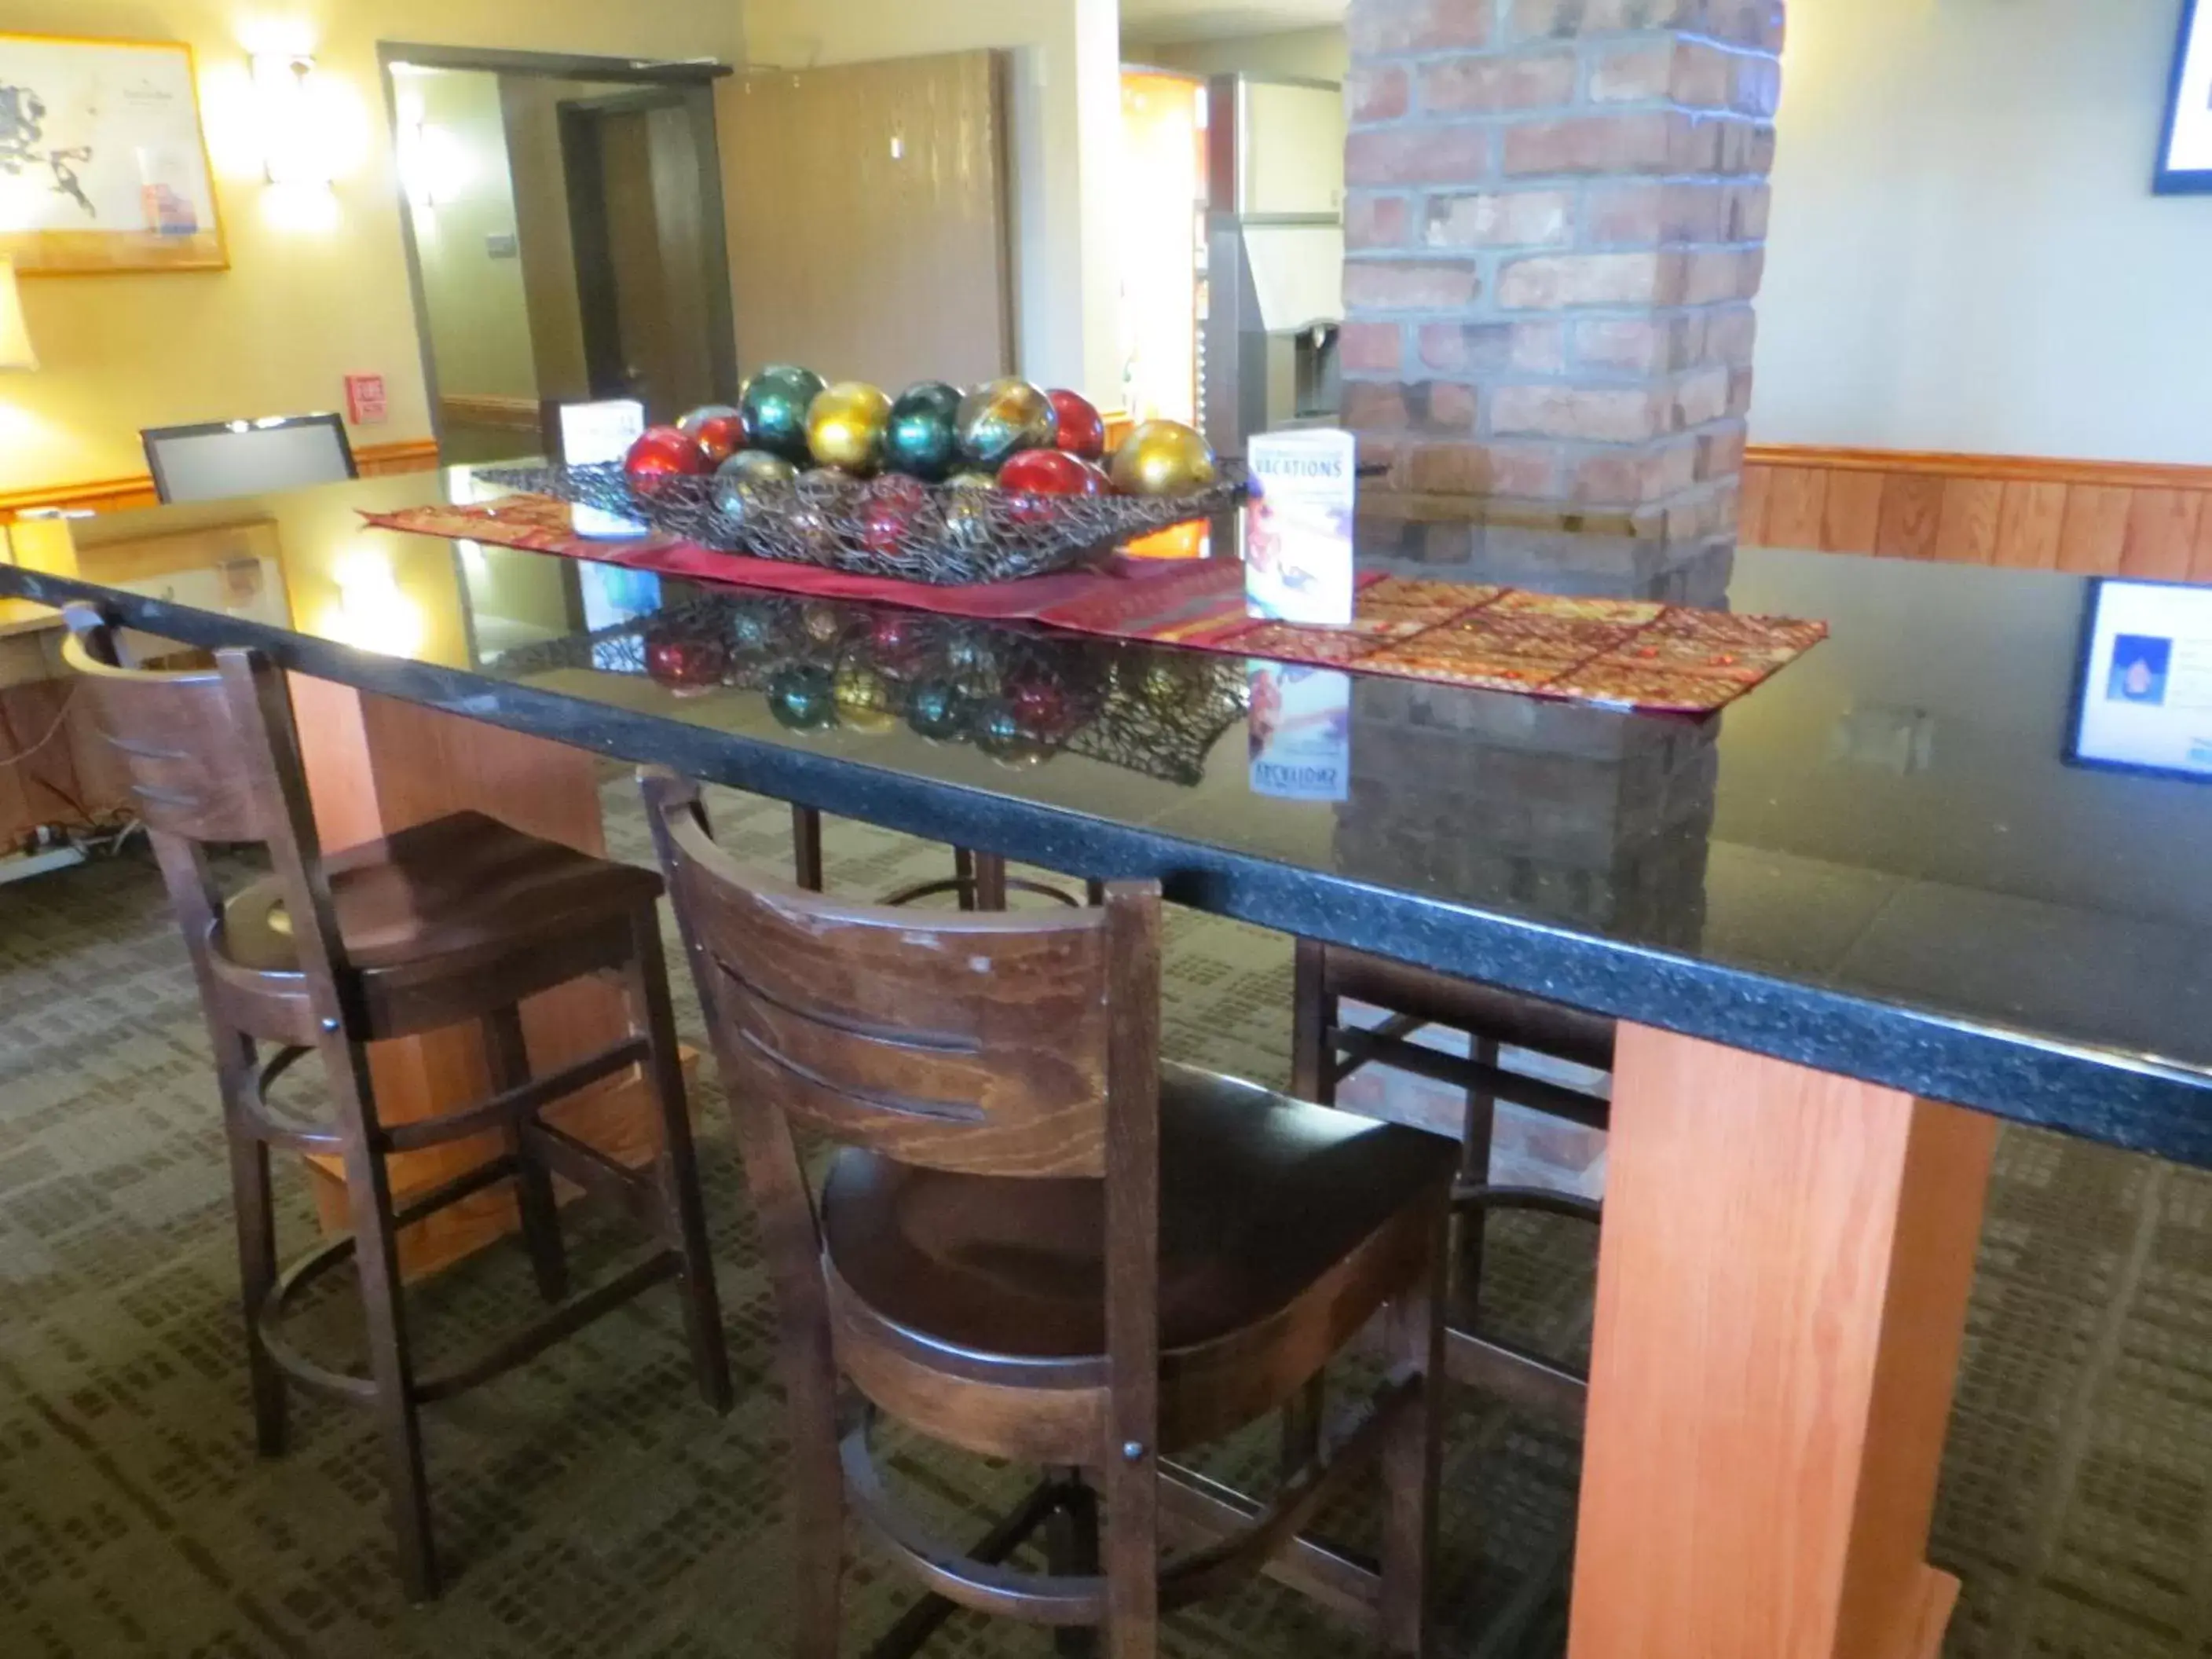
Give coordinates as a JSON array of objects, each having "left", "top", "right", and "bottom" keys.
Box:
[{"left": 1, "top": 780, "right": 2209, "bottom": 1658}]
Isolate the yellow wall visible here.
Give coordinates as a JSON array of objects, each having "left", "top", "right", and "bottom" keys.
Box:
[
  {"left": 403, "top": 68, "right": 536, "bottom": 401},
  {"left": 1, "top": 1, "right": 745, "bottom": 496}
]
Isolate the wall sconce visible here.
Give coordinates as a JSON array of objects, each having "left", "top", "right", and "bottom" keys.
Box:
[
  {"left": 0, "top": 259, "right": 37, "bottom": 372},
  {"left": 254, "top": 53, "right": 334, "bottom": 187},
  {"left": 397, "top": 119, "right": 469, "bottom": 212}
]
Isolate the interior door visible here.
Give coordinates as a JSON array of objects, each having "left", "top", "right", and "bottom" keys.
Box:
[{"left": 716, "top": 52, "right": 1014, "bottom": 390}]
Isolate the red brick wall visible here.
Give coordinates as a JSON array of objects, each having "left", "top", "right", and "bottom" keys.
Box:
[{"left": 1343, "top": 0, "right": 1785, "bottom": 536}]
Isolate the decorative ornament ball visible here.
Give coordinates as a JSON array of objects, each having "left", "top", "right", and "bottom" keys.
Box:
[
  {"left": 767, "top": 665, "right": 837, "bottom": 731},
  {"left": 999, "top": 447, "right": 1107, "bottom": 504},
  {"left": 1007, "top": 672, "right": 1075, "bottom": 741},
  {"left": 677, "top": 405, "right": 749, "bottom": 464},
  {"left": 942, "top": 493, "right": 994, "bottom": 553},
  {"left": 624, "top": 427, "right": 712, "bottom": 492},
  {"left": 944, "top": 632, "right": 1000, "bottom": 679},
  {"left": 800, "top": 601, "right": 851, "bottom": 646},
  {"left": 740, "top": 364, "right": 828, "bottom": 463},
  {"left": 782, "top": 503, "right": 841, "bottom": 560},
  {"left": 1108, "top": 419, "right": 1218, "bottom": 498},
  {"left": 643, "top": 629, "right": 727, "bottom": 696},
  {"left": 832, "top": 661, "right": 897, "bottom": 733},
  {"left": 858, "top": 474, "right": 931, "bottom": 558},
  {"left": 972, "top": 697, "right": 1054, "bottom": 768},
  {"left": 727, "top": 606, "right": 784, "bottom": 656},
  {"left": 884, "top": 381, "right": 965, "bottom": 482},
  {"left": 905, "top": 679, "right": 968, "bottom": 742},
  {"left": 808, "top": 381, "right": 894, "bottom": 476},
  {"left": 947, "top": 470, "right": 998, "bottom": 491},
  {"left": 1136, "top": 654, "right": 1207, "bottom": 710},
  {"left": 710, "top": 449, "right": 798, "bottom": 520},
  {"left": 1046, "top": 389, "right": 1108, "bottom": 461},
  {"left": 955, "top": 378, "right": 1058, "bottom": 471}
]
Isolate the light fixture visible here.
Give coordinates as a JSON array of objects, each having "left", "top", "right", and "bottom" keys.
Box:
[
  {"left": 254, "top": 53, "right": 334, "bottom": 187},
  {"left": 398, "top": 117, "right": 469, "bottom": 211},
  {"left": 0, "top": 259, "right": 37, "bottom": 372}
]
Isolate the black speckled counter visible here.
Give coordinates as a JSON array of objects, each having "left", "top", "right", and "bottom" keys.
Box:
[{"left": 10, "top": 471, "right": 2211, "bottom": 1167}]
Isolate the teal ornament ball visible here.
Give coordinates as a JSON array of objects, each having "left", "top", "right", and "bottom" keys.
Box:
[
  {"left": 741, "top": 364, "right": 828, "bottom": 463},
  {"left": 905, "top": 679, "right": 968, "bottom": 742},
  {"left": 767, "top": 665, "right": 837, "bottom": 731},
  {"left": 884, "top": 381, "right": 964, "bottom": 482}
]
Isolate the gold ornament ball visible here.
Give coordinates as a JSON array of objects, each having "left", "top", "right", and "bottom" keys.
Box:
[
  {"left": 1109, "top": 419, "right": 1217, "bottom": 498},
  {"left": 808, "top": 382, "right": 894, "bottom": 476},
  {"left": 832, "top": 662, "right": 898, "bottom": 733}
]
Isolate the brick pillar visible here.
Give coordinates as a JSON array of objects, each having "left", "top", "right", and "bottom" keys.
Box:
[{"left": 1342, "top": 0, "right": 1783, "bottom": 537}]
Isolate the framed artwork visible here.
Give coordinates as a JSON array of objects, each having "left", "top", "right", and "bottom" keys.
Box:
[
  {"left": 2158, "top": 0, "right": 2212, "bottom": 193},
  {"left": 0, "top": 32, "right": 226, "bottom": 273}
]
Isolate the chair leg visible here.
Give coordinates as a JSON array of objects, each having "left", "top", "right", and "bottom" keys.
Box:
[
  {"left": 625, "top": 908, "right": 733, "bottom": 1414},
  {"left": 482, "top": 1005, "right": 568, "bottom": 1306},
  {"left": 216, "top": 1025, "right": 287, "bottom": 1456},
  {"left": 1046, "top": 1470, "right": 1102, "bottom": 1658},
  {"left": 1379, "top": 1214, "right": 1448, "bottom": 1657},
  {"left": 1103, "top": 1453, "right": 1160, "bottom": 1659},
  {"left": 1453, "top": 1039, "right": 1500, "bottom": 1334},
  {"left": 792, "top": 804, "right": 825, "bottom": 892},
  {"left": 328, "top": 1040, "right": 439, "bottom": 1602},
  {"left": 1290, "top": 936, "right": 1335, "bottom": 1105},
  {"left": 786, "top": 1334, "right": 845, "bottom": 1659}
]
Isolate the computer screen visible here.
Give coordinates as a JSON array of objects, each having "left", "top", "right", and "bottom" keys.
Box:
[
  {"left": 147, "top": 418, "right": 354, "bottom": 504},
  {"left": 2067, "top": 577, "right": 2212, "bottom": 781}
]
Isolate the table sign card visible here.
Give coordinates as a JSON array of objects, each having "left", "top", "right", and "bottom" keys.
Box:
[
  {"left": 1247, "top": 662, "right": 1351, "bottom": 801},
  {"left": 2069, "top": 578, "right": 2212, "bottom": 780},
  {"left": 558, "top": 400, "right": 646, "bottom": 538},
  {"left": 1246, "top": 428, "right": 1357, "bottom": 625}
]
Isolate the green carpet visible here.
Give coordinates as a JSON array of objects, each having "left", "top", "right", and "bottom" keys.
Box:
[{"left": 0, "top": 780, "right": 2207, "bottom": 1657}]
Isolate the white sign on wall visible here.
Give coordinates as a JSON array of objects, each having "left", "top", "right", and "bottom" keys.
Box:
[{"left": 2157, "top": 0, "right": 2212, "bottom": 192}]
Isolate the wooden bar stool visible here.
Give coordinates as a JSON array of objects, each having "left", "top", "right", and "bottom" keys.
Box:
[
  {"left": 63, "top": 611, "right": 732, "bottom": 1601},
  {"left": 1292, "top": 941, "right": 1610, "bottom": 1421},
  {"left": 646, "top": 771, "right": 1458, "bottom": 1659}
]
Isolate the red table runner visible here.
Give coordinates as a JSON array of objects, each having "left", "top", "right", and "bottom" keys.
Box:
[{"left": 365, "top": 496, "right": 1826, "bottom": 714}]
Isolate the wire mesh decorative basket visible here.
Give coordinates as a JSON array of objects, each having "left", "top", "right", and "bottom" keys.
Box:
[
  {"left": 491, "top": 595, "right": 1248, "bottom": 786},
  {"left": 477, "top": 460, "right": 1248, "bottom": 586}
]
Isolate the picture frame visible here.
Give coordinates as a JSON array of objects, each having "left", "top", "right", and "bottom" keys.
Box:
[
  {"left": 0, "top": 31, "right": 227, "bottom": 274},
  {"left": 2157, "top": 0, "right": 2212, "bottom": 194}
]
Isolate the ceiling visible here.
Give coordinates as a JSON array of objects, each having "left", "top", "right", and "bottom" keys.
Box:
[{"left": 1119, "top": 0, "right": 1347, "bottom": 44}]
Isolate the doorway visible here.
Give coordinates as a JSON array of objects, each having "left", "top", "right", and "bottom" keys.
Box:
[{"left": 382, "top": 45, "right": 738, "bottom": 462}]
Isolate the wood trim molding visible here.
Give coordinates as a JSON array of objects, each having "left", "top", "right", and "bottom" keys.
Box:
[
  {"left": 1747, "top": 443, "right": 2212, "bottom": 493},
  {"left": 438, "top": 394, "right": 542, "bottom": 432},
  {"left": 0, "top": 438, "right": 441, "bottom": 522}
]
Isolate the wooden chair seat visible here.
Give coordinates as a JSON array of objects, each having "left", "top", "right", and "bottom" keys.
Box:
[
  {"left": 823, "top": 1062, "right": 1456, "bottom": 1454},
  {"left": 214, "top": 811, "right": 661, "bottom": 1042}
]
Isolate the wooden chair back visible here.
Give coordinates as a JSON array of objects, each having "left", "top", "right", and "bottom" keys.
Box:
[
  {"left": 61, "top": 604, "right": 356, "bottom": 1011},
  {"left": 641, "top": 767, "right": 1164, "bottom": 1457}
]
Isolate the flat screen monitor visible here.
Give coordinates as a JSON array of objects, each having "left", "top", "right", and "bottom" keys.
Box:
[
  {"left": 2067, "top": 577, "right": 2212, "bottom": 782},
  {"left": 143, "top": 414, "right": 357, "bottom": 505}
]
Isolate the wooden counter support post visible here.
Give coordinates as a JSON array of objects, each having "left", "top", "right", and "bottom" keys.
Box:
[{"left": 1568, "top": 1024, "right": 1997, "bottom": 1659}]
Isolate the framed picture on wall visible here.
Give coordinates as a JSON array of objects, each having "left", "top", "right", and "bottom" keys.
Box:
[
  {"left": 0, "top": 32, "right": 227, "bottom": 273},
  {"left": 2158, "top": 0, "right": 2212, "bottom": 193}
]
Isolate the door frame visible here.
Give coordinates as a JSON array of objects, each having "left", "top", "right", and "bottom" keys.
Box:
[{"left": 376, "top": 43, "right": 739, "bottom": 458}]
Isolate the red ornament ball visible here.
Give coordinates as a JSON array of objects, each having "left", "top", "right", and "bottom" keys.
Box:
[
  {"left": 1046, "top": 390, "right": 1108, "bottom": 461},
  {"left": 643, "top": 630, "right": 727, "bottom": 696},
  {"left": 858, "top": 474, "right": 931, "bottom": 557},
  {"left": 624, "top": 427, "right": 712, "bottom": 492},
  {"left": 677, "top": 405, "right": 749, "bottom": 465},
  {"left": 998, "top": 448, "right": 1107, "bottom": 498}
]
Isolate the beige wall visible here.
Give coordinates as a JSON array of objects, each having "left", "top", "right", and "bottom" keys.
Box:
[
  {"left": 1124, "top": 25, "right": 1349, "bottom": 82},
  {"left": 1757, "top": 0, "right": 2212, "bottom": 466},
  {"left": 404, "top": 68, "right": 536, "bottom": 401},
  {"left": 2, "top": 1, "right": 743, "bottom": 495},
  {"left": 742, "top": 0, "right": 1123, "bottom": 402}
]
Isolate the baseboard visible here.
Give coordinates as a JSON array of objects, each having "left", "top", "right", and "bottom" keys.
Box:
[{"left": 0, "top": 438, "right": 442, "bottom": 523}]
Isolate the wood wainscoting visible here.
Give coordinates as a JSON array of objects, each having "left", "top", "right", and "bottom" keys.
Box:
[
  {"left": 0, "top": 438, "right": 442, "bottom": 524},
  {"left": 1741, "top": 445, "right": 2212, "bottom": 580}
]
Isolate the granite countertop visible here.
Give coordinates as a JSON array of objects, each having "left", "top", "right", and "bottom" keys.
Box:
[{"left": 9, "top": 467, "right": 2212, "bottom": 1167}]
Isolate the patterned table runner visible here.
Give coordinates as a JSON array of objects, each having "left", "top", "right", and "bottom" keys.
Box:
[{"left": 366, "top": 496, "right": 1826, "bottom": 715}]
